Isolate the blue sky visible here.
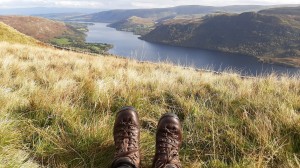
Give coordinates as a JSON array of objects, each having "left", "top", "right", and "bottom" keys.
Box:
[{"left": 0, "top": 0, "right": 299, "bottom": 9}]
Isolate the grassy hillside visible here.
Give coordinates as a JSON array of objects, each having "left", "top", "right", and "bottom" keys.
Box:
[
  {"left": 0, "top": 22, "right": 41, "bottom": 45},
  {"left": 0, "top": 16, "right": 83, "bottom": 42},
  {"left": 0, "top": 41, "right": 299, "bottom": 167},
  {"left": 141, "top": 12, "right": 300, "bottom": 67},
  {"left": 108, "top": 16, "right": 155, "bottom": 35}
]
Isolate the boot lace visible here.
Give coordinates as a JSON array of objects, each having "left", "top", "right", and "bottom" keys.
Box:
[
  {"left": 115, "top": 121, "right": 139, "bottom": 157},
  {"left": 157, "top": 127, "right": 180, "bottom": 163}
]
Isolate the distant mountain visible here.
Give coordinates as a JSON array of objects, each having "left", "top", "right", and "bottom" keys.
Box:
[
  {"left": 0, "top": 16, "right": 84, "bottom": 42},
  {"left": 141, "top": 12, "right": 300, "bottom": 67},
  {"left": 34, "top": 13, "right": 86, "bottom": 21},
  {"left": 259, "top": 6, "right": 300, "bottom": 31},
  {"left": 0, "top": 7, "right": 102, "bottom": 15},
  {"left": 259, "top": 6, "right": 300, "bottom": 16},
  {"left": 258, "top": 6, "right": 300, "bottom": 26},
  {"left": 71, "top": 5, "right": 275, "bottom": 23},
  {"left": 0, "top": 22, "right": 40, "bottom": 45}
]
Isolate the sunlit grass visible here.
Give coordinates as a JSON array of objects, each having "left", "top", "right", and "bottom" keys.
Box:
[{"left": 0, "top": 42, "right": 299, "bottom": 167}]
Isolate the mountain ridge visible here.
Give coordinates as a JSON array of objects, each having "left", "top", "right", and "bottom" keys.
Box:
[
  {"left": 259, "top": 6, "right": 300, "bottom": 16},
  {"left": 70, "top": 5, "right": 279, "bottom": 23}
]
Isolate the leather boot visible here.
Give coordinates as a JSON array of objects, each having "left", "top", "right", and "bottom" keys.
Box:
[
  {"left": 152, "top": 113, "right": 183, "bottom": 168},
  {"left": 111, "top": 106, "right": 140, "bottom": 168}
]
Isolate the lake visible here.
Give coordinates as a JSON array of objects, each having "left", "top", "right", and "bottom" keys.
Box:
[{"left": 86, "top": 23, "right": 299, "bottom": 76}]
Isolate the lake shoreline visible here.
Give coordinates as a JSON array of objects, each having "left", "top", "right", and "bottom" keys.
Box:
[
  {"left": 104, "top": 22, "right": 300, "bottom": 69},
  {"left": 138, "top": 36, "right": 300, "bottom": 69},
  {"left": 85, "top": 22, "right": 300, "bottom": 76}
]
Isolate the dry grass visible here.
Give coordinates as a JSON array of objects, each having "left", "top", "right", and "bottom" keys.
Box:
[{"left": 0, "top": 42, "right": 299, "bottom": 167}]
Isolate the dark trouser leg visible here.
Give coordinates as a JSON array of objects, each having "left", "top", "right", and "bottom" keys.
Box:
[
  {"left": 115, "top": 163, "right": 135, "bottom": 168},
  {"left": 111, "top": 157, "right": 136, "bottom": 168},
  {"left": 112, "top": 158, "right": 136, "bottom": 168}
]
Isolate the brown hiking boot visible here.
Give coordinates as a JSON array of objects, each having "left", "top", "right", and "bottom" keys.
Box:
[
  {"left": 152, "top": 113, "right": 183, "bottom": 168},
  {"left": 111, "top": 106, "right": 140, "bottom": 168}
]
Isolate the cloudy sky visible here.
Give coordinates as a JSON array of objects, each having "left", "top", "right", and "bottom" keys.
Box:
[{"left": 0, "top": 0, "right": 299, "bottom": 9}]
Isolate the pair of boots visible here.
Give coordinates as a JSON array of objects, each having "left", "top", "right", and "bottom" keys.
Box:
[{"left": 111, "top": 106, "right": 182, "bottom": 168}]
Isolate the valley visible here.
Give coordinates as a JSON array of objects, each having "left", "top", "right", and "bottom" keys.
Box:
[
  {"left": 67, "top": 5, "right": 300, "bottom": 68},
  {"left": 2, "top": 5, "right": 298, "bottom": 68}
]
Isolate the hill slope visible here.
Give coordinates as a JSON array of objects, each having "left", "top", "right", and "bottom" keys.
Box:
[
  {"left": 0, "top": 22, "right": 40, "bottom": 45},
  {"left": 0, "top": 41, "right": 299, "bottom": 167},
  {"left": 141, "top": 12, "right": 300, "bottom": 67},
  {"left": 0, "top": 16, "right": 113, "bottom": 54},
  {"left": 108, "top": 16, "right": 155, "bottom": 35},
  {"left": 0, "top": 16, "right": 84, "bottom": 42}
]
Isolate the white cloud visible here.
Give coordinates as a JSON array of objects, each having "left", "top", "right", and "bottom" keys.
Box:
[
  {"left": 0, "top": 0, "right": 299, "bottom": 9},
  {"left": 0, "top": 0, "right": 105, "bottom": 8},
  {"left": 130, "top": 2, "right": 159, "bottom": 8},
  {"left": 53, "top": 1, "right": 104, "bottom": 8}
]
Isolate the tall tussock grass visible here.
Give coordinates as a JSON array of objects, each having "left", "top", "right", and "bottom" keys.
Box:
[{"left": 0, "top": 42, "right": 299, "bottom": 167}]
